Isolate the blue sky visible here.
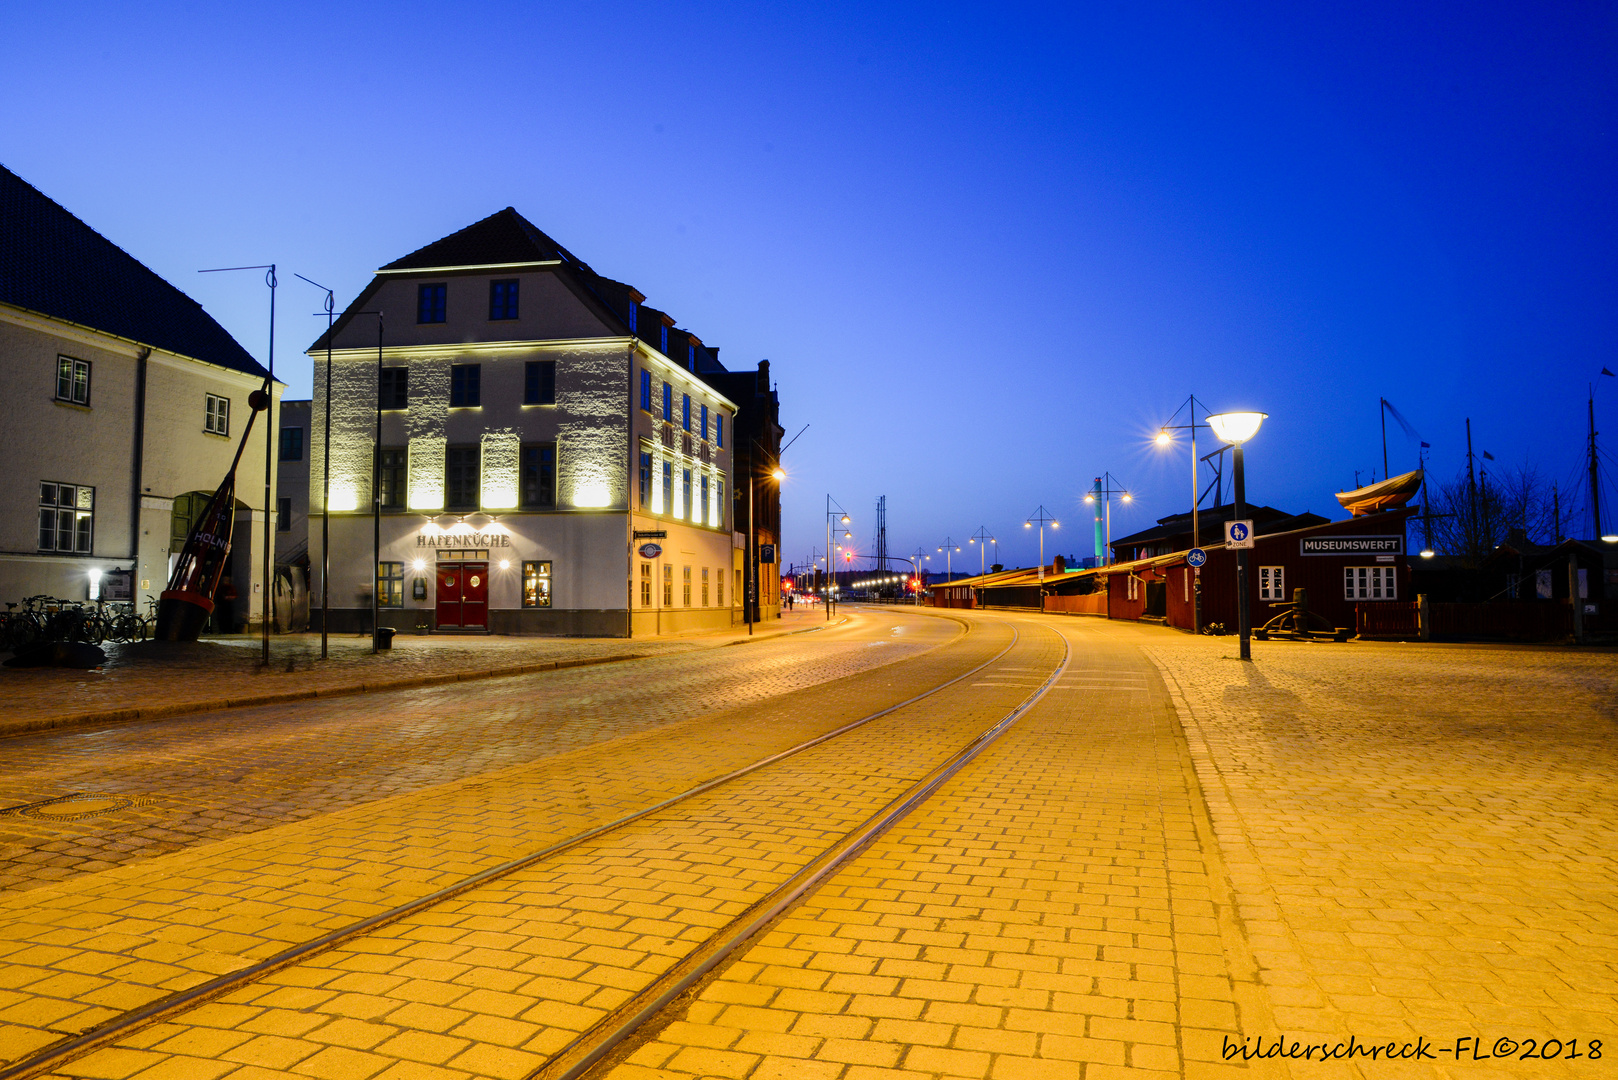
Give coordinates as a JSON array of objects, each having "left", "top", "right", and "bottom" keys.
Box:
[{"left": 5, "top": 2, "right": 1614, "bottom": 568}]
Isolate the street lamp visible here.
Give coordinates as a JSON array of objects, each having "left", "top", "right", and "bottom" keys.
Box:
[
  {"left": 1081, "top": 475, "right": 1129, "bottom": 567},
  {"left": 937, "top": 537, "right": 960, "bottom": 582},
  {"left": 968, "top": 526, "right": 994, "bottom": 580},
  {"left": 1024, "top": 507, "right": 1058, "bottom": 582},
  {"left": 825, "top": 497, "right": 851, "bottom": 621},
  {"left": 1206, "top": 411, "right": 1268, "bottom": 661}
]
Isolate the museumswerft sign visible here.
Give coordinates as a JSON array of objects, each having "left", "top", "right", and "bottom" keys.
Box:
[
  {"left": 1300, "top": 535, "right": 1402, "bottom": 556},
  {"left": 417, "top": 531, "right": 513, "bottom": 548}
]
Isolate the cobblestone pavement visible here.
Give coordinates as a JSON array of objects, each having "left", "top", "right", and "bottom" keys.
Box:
[
  {"left": 603, "top": 613, "right": 1287, "bottom": 1080},
  {"left": 2, "top": 610, "right": 1613, "bottom": 1080},
  {"left": 0, "top": 610, "right": 834, "bottom": 736},
  {"left": 0, "top": 609, "right": 1013, "bottom": 1071},
  {"left": 0, "top": 610, "right": 947, "bottom": 892}
]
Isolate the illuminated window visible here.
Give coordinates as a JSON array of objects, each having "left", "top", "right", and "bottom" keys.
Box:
[
  {"left": 682, "top": 468, "right": 692, "bottom": 520},
  {"left": 524, "top": 360, "right": 556, "bottom": 405},
  {"left": 55, "top": 356, "right": 90, "bottom": 406},
  {"left": 378, "top": 367, "right": 408, "bottom": 409},
  {"left": 640, "top": 369, "right": 652, "bottom": 412},
  {"left": 38, "top": 483, "right": 93, "bottom": 554},
  {"left": 683, "top": 565, "right": 692, "bottom": 607},
  {"left": 204, "top": 394, "right": 229, "bottom": 436},
  {"left": 701, "top": 567, "right": 709, "bottom": 607},
  {"left": 380, "top": 448, "right": 407, "bottom": 509},
  {"left": 523, "top": 560, "right": 553, "bottom": 607},
  {"left": 446, "top": 446, "right": 480, "bottom": 509},
  {"left": 520, "top": 443, "right": 556, "bottom": 508},
  {"left": 716, "top": 570, "right": 723, "bottom": 607},
  {"left": 279, "top": 427, "right": 303, "bottom": 461},
  {"left": 490, "top": 279, "right": 519, "bottom": 320},
  {"left": 1344, "top": 566, "right": 1396, "bottom": 601},
  {"left": 700, "top": 475, "right": 709, "bottom": 526},
  {"left": 417, "top": 283, "right": 446, "bottom": 323},
  {"left": 450, "top": 364, "right": 481, "bottom": 407},
  {"left": 377, "top": 562, "right": 404, "bottom": 607},
  {"left": 640, "top": 562, "right": 652, "bottom": 606},
  {"left": 663, "top": 563, "right": 672, "bottom": 606},
  {"left": 638, "top": 451, "right": 652, "bottom": 508},
  {"left": 1259, "top": 566, "right": 1285, "bottom": 601}
]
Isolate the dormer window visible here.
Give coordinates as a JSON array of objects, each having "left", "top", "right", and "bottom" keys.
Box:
[
  {"left": 629, "top": 302, "right": 638, "bottom": 332},
  {"left": 659, "top": 325, "right": 668, "bottom": 354},
  {"left": 687, "top": 344, "right": 695, "bottom": 371}
]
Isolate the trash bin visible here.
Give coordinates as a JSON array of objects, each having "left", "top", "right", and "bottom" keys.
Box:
[{"left": 375, "top": 627, "right": 396, "bottom": 650}]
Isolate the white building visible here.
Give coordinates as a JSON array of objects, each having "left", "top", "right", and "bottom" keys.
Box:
[
  {"left": 308, "top": 208, "right": 742, "bottom": 636},
  {"left": 0, "top": 164, "right": 280, "bottom": 627}
]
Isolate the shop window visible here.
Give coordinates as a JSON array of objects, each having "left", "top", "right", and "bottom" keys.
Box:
[
  {"left": 380, "top": 448, "right": 407, "bottom": 509},
  {"left": 663, "top": 564, "right": 673, "bottom": 606},
  {"left": 1345, "top": 566, "right": 1396, "bottom": 600},
  {"left": 640, "top": 562, "right": 652, "bottom": 606},
  {"left": 521, "top": 443, "right": 556, "bottom": 508},
  {"left": 38, "top": 482, "right": 93, "bottom": 553},
  {"left": 379, "top": 367, "right": 409, "bottom": 409},
  {"left": 524, "top": 360, "right": 556, "bottom": 405},
  {"left": 702, "top": 567, "right": 709, "bottom": 607},
  {"left": 56, "top": 356, "right": 91, "bottom": 405},
  {"left": 523, "top": 561, "right": 553, "bottom": 607},
  {"left": 1259, "top": 566, "right": 1285, "bottom": 601},
  {"left": 377, "top": 562, "right": 404, "bottom": 607}
]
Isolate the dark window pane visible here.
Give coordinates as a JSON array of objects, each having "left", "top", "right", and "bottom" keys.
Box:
[
  {"left": 418, "top": 284, "right": 446, "bottom": 323},
  {"left": 379, "top": 368, "right": 408, "bottom": 409},
  {"left": 682, "top": 394, "right": 691, "bottom": 432},
  {"left": 279, "top": 427, "right": 304, "bottom": 461},
  {"left": 524, "top": 360, "right": 556, "bottom": 405},
  {"left": 521, "top": 443, "right": 556, "bottom": 508},
  {"left": 639, "top": 451, "right": 651, "bottom": 507},
  {"left": 380, "top": 448, "right": 407, "bottom": 509},
  {"left": 490, "top": 279, "right": 518, "bottom": 320},
  {"left": 640, "top": 370, "right": 651, "bottom": 411},
  {"left": 446, "top": 446, "right": 480, "bottom": 508},
  {"left": 450, "top": 364, "right": 481, "bottom": 407}
]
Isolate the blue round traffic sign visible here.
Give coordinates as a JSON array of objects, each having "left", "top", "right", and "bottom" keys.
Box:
[
  {"left": 1187, "top": 547, "right": 1207, "bottom": 567},
  {"left": 1228, "top": 522, "right": 1250, "bottom": 542}
]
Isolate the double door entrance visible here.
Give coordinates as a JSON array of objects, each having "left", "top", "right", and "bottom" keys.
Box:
[{"left": 436, "top": 551, "right": 488, "bottom": 629}]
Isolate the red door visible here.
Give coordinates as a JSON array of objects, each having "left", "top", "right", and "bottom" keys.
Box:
[
  {"left": 436, "top": 565, "right": 463, "bottom": 628},
  {"left": 460, "top": 563, "right": 488, "bottom": 628}
]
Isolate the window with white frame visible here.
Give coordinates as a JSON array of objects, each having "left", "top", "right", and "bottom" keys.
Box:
[
  {"left": 205, "top": 394, "right": 230, "bottom": 436},
  {"left": 1344, "top": 565, "right": 1396, "bottom": 600},
  {"left": 38, "top": 482, "right": 93, "bottom": 553},
  {"left": 56, "top": 356, "right": 91, "bottom": 405},
  {"left": 1126, "top": 575, "right": 1138, "bottom": 601},
  {"left": 1259, "top": 566, "right": 1285, "bottom": 601}
]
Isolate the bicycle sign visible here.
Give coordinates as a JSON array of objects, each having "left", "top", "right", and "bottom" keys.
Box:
[
  {"left": 1225, "top": 520, "right": 1254, "bottom": 549},
  {"left": 1187, "top": 547, "right": 1207, "bottom": 567}
]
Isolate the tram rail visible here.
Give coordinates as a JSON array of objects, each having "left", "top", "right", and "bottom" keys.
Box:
[{"left": 3, "top": 612, "right": 1068, "bottom": 1080}]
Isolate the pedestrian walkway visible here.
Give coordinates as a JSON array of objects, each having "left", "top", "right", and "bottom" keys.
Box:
[{"left": 0, "top": 611, "right": 828, "bottom": 738}]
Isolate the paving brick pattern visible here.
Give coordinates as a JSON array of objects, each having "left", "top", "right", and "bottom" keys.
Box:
[
  {"left": 22, "top": 620, "right": 1063, "bottom": 1079},
  {"left": 0, "top": 612, "right": 951, "bottom": 892},
  {"left": 602, "top": 615, "right": 1287, "bottom": 1080},
  {"left": 1126, "top": 629, "right": 1618, "bottom": 1080}
]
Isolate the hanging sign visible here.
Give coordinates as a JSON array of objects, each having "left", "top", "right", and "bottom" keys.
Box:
[
  {"left": 638, "top": 542, "right": 663, "bottom": 559},
  {"left": 759, "top": 544, "right": 776, "bottom": 564}
]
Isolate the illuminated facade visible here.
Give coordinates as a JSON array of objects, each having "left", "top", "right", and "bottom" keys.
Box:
[
  {"left": 0, "top": 164, "right": 280, "bottom": 626},
  {"left": 307, "top": 208, "right": 741, "bottom": 636}
]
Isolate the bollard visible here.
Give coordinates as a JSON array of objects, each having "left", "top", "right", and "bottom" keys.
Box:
[
  {"left": 1569, "top": 560, "right": 1584, "bottom": 644},
  {"left": 1418, "top": 593, "right": 1430, "bottom": 642}
]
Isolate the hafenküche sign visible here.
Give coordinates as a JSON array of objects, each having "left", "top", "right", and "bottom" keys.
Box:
[{"left": 1300, "top": 535, "right": 1402, "bottom": 556}]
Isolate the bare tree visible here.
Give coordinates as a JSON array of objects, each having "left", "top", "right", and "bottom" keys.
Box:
[{"left": 1427, "top": 462, "right": 1554, "bottom": 565}]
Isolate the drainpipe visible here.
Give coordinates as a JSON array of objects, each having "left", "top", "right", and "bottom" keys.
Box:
[{"left": 130, "top": 347, "right": 151, "bottom": 560}]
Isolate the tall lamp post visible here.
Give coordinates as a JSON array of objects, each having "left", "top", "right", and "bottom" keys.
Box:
[
  {"left": 825, "top": 496, "right": 851, "bottom": 621},
  {"left": 1206, "top": 411, "right": 1267, "bottom": 661},
  {"left": 1024, "top": 507, "right": 1058, "bottom": 582},
  {"left": 937, "top": 537, "right": 960, "bottom": 583},
  {"left": 1081, "top": 474, "right": 1130, "bottom": 567},
  {"left": 296, "top": 275, "right": 336, "bottom": 659},
  {"left": 747, "top": 446, "right": 786, "bottom": 635},
  {"left": 968, "top": 526, "right": 994, "bottom": 579},
  {"left": 1156, "top": 395, "right": 1212, "bottom": 632}
]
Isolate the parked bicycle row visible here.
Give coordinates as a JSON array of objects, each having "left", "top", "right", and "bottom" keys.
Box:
[{"left": 0, "top": 595, "right": 153, "bottom": 651}]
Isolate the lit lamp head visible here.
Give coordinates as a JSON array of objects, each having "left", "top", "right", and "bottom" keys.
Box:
[
  {"left": 1083, "top": 494, "right": 1094, "bottom": 503},
  {"left": 1420, "top": 547, "right": 1436, "bottom": 559},
  {"left": 771, "top": 468, "right": 786, "bottom": 481},
  {"left": 1206, "top": 411, "right": 1268, "bottom": 445},
  {"left": 1155, "top": 429, "right": 1172, "bottom": 445},
  {"left": 1603, "top": 534, "right": 1618, "bottom": 544},
  {"left": 1121, "top": 493, "right": 1131, "bottom": 503}
]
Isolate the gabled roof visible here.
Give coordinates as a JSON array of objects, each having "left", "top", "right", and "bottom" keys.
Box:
[
  {"left": 0, "top": 162, "right": 267, "bottom": 378},
  {"left": 379, "top": 207, "right": 579, "bottom": 271}
]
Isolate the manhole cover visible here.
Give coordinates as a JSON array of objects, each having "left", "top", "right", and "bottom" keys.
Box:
[{"left": 1, "top": 793, "right": 150, "bottom": 821}]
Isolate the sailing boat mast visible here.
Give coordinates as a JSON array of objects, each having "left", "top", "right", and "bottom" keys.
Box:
[{"left": 1590, "top": 387, "right": 1603, "bottom": 540}]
